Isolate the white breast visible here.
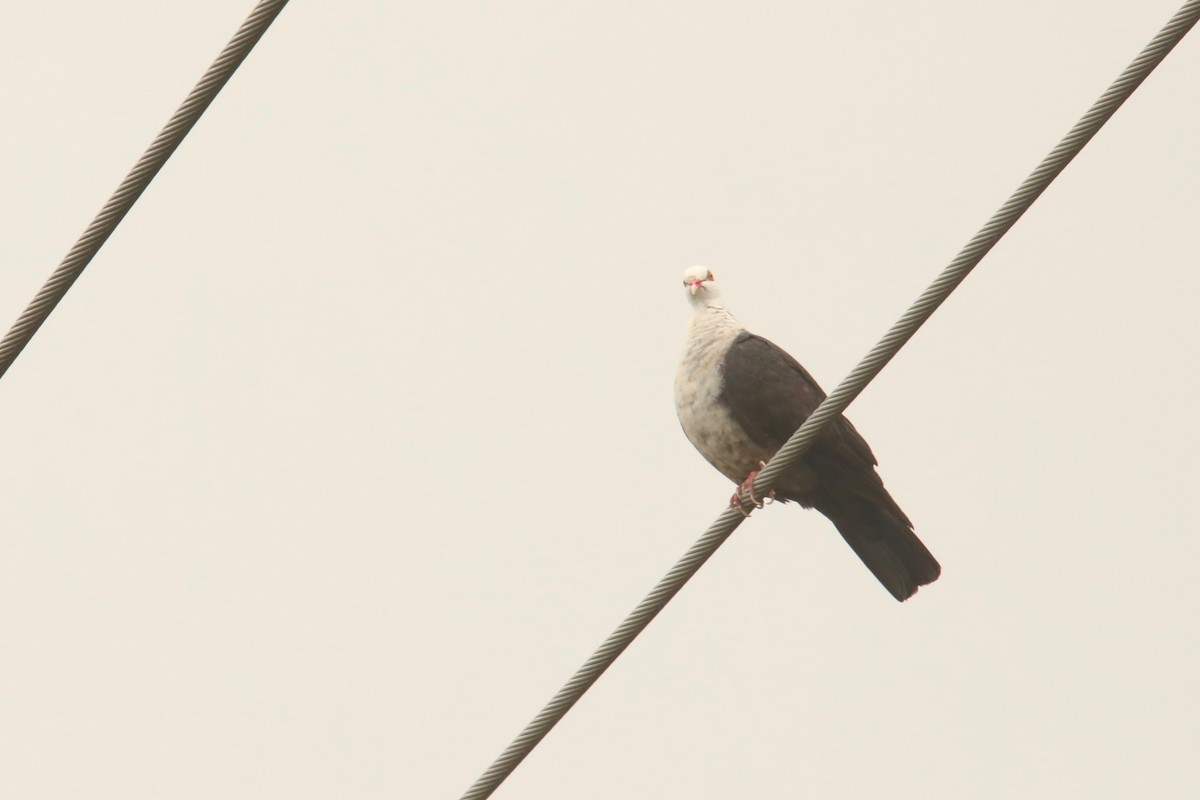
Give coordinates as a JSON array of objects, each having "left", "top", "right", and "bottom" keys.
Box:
[{"left": 674, "top": 306, "right": 772, "bottom": 483}]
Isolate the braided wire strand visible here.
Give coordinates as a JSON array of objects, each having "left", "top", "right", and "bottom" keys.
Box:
[
  {"left": 461, "top": 3, "right": 1200, "bottom": 797},
  {"left": 0, "top": 0, "right": 291, "bottom": 380},
  {"left": 756, "top": 0, "right": 1200, "bottom": 496}
]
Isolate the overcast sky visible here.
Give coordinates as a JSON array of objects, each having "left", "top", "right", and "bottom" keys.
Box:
[{"left": 3, "top": 2, "right": 1199, "bottom": 798}]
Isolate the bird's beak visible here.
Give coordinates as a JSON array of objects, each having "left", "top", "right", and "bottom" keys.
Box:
[{"left": 688, "top": 280, "right": 704, "bottom": 295}]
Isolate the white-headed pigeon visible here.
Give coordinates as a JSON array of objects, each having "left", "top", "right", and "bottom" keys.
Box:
[{"left": 674, "top": 266, "right": 940, "bottom": 601}]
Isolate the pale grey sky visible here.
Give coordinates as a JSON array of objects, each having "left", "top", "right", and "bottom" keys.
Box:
[{"left": 3, "top": 2, "right": 1198, "bottom": 798}]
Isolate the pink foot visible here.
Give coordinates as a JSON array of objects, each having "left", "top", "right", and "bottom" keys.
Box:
[{"left": 730, "top": 461, "right": 775, "bottom": 516}]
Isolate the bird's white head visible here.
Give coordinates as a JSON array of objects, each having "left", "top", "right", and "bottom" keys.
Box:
[{"left": 682, "top": 266, "right": 720, "bottom": 307}]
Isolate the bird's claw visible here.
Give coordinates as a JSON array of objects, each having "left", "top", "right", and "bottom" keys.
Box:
[
  {"left": 730, "top": 461, "right": 775, "bottom": 516},
  {"left": 730, "top": 492, "right": 754, "bottom": 516}
]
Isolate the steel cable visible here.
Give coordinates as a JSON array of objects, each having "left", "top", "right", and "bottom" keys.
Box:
[
  {"left": 0, "top": 0, "right": 291, "bottom": 380},
  {"left": 460, "top": 2, "right": 1200, "bottom": 797}
]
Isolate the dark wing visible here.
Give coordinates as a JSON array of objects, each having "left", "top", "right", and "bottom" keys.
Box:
[
  {"left": 719, "top": 332, "right": 877, "bottom": 468},
  {"left": 721, "top": 332, "right": 939, "bottom": 599}
]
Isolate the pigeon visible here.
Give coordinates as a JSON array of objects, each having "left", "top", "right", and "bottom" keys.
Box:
[{"left": 674, "top": 266, "right": 940, "bottom": 601}]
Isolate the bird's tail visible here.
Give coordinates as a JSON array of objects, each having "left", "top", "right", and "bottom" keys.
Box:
[{"left": 815, "top": 497, "right": 941, "bottom": 602}]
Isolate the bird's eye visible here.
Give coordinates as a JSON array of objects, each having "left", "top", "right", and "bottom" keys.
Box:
[{"left": 706, "top": 271, "right": 714, "bottom": 281}]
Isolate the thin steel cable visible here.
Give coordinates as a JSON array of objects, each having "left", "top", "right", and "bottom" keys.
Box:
[
  {"left": 0, "top": 0, "right": 291, "bottom": 380},
  {"left": 460, "top": 3, "right": 1200, "bottom": 798}
]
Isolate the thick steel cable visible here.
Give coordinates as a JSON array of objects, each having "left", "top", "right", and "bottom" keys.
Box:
[
  {"left": 0, "top": 0, "right": 291, "bottom": 380},
  {"left": 461, "top": 2, "right": 1200, "bottom": 797}
]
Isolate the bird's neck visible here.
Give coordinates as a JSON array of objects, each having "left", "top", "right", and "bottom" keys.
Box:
[{"left": 686, "top": 300, "right": 744, "bottom": 343}]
